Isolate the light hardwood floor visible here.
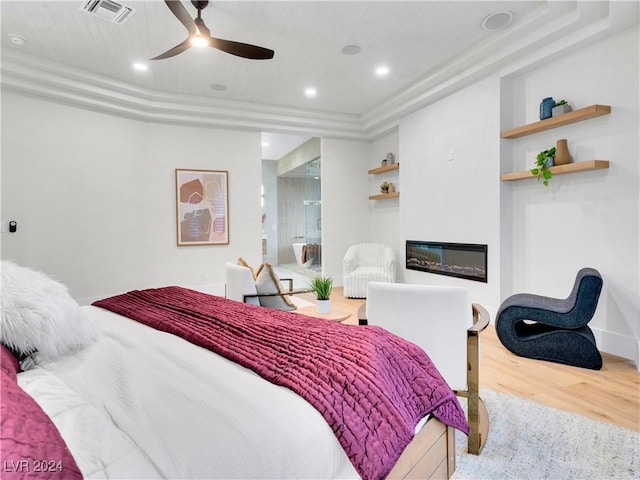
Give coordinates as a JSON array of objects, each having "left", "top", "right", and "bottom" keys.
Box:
[{"left": 302, "top": 287, "right": 640, "bottom": 433}]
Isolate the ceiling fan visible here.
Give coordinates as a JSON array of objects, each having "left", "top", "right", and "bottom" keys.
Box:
[{"left": 151, "top": 0, "right": 274, "bottom": 61}]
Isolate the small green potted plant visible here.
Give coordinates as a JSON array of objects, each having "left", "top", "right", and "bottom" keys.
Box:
[
  {"left": 380, "top": 181, "right": 390, "bottom": 194},
  {"left": 531, "top": 146, "right": 556, "bottom": 186},
  {"left": 309, "top": 276, "right": 333, "bottom": 313},
  {"left": 552, "top": 99, "right": 572, "bottom": 117}
]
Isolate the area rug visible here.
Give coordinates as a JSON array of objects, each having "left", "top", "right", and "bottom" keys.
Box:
[{"left": 452, "top": 390, "right": 639, "bottom": 479}]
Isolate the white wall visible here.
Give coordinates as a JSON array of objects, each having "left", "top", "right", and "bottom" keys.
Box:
[
  {"left": 399, "top": 76, "right": 502, "bottom": 312},
  {"left": 504, "top": 26, "right": 640, "bottom": 363},
  {"left": 1, "top": 92, "right": 262, "bottom": 303},
  {"left": 0, "top": 94, "right": 374, "bottom": 299},
  {"left": 1, "top": 26, "right": 637, "bottom": 364},
  {"left": 394, "top": 26, "right": 639, "bottom": 364},
  {"left": 369, "top": 130, "right": 401, "bottom": 266},
  {"left": 321, "top": 137, "right": 371, "bottom": 285},
  {"left": 260, "top": 159, "right": 278, "bottom": 265}
]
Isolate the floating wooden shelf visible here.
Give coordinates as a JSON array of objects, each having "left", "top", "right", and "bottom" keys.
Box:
[
  {"left": 501, "top": 160, "right": 609, "bottom": 181},
  {"left": 368, "top": 162, "right": 399, "bottom": 175},
  {"left": 369, "top": 192, "right": 400, "bottom": 200},
  {"left": 501, "top": 105, "right": 611, "bottom": 139}
]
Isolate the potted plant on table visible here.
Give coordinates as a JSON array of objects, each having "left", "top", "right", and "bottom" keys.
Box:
[
  {"left": 309, "top": 276, "right": 333, "bottom": 313},
  {"left": 531, "top": 146, "right": 556, "bottom": 186}
]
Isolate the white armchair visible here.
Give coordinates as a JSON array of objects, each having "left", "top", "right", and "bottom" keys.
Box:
[
  {"left": 225, "top": 262, "right": 262, "bottom": 306},
  {"left": 342, "top": 243, "right": 396, "bottom": 298},
  {"left": 362, "top": 281, "right": 490, "bottom": 455},
  {"left": 225, "top": 262, "right": 311, "bottom": 311}
]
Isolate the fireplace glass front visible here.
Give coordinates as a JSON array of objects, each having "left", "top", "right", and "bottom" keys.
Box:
[{"left": 406, "top": 241, "right": 487, "bottom": 282}]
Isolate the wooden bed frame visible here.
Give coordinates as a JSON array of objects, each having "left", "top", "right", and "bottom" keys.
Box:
[
  {"left": 388, "top": 419, "right": 455, "bottom": 479},
  {"left": 359, "top": 302, "right": 490, "bottom": 478}
]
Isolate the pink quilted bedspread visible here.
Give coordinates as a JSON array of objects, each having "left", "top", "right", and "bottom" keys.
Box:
[
  {"left": 1, "top": 346, "right": 83, "bottom": 480},
  {"left": 93, "top": 286, "right": 468, "bottom": 480}
]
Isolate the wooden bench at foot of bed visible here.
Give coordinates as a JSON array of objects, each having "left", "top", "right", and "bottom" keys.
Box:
[{"left": 388, "top": 418, "right": 455, "bottom": 479}]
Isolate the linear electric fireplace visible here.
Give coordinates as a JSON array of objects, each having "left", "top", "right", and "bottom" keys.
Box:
[{"left": 406, "top": 241, "right": 488, "bottom": 283}]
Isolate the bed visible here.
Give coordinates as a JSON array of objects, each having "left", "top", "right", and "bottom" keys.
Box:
[{"left": 0, "top": 261, "right": 468, "bottom": 479}]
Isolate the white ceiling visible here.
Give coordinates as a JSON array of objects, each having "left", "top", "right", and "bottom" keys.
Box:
[
  {"left": 261, "top": 132, "right": 311, "bottom": 161},
  {"left": 1, "top": 0, "right": 543, "bottom": 114},
  {"left": 1, "top": 1, "right": 638, "bottom": 158}
]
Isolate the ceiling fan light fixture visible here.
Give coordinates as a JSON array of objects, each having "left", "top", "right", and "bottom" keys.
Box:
[
  {"left": 190, "top": 35, "right": 209, "bottom": 48},
  {"left": 152, "top": 1, "right": 274, "bottom": 61}
]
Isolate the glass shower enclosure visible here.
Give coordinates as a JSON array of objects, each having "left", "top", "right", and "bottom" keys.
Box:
[{"left": 302, "top": 157, "right": 322, "bottom": 272}]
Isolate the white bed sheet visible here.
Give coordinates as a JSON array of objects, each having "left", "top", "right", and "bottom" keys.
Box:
[{"left": 18, "top": 305, "right": 359, "bottom": 479}]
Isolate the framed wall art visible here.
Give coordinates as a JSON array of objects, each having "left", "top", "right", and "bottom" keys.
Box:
[{"left": 175, "top": 169, "right": 229, "bottom": 246}]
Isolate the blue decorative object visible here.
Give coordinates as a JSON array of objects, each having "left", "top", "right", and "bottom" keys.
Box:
[
  {"left": 495, "top": 268, "right": 603, "bottom": 370},
  {"left": 540, "top": 97, "right": 556, "bottom": 120}
]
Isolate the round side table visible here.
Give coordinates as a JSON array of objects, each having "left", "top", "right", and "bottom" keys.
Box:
[{"left": 296, "top": 306, "right": 351, "bottom": 323}]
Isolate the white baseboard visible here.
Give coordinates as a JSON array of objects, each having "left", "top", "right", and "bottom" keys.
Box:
[{"left": 592, "top": 327, "right": 639, "bottom": 371}]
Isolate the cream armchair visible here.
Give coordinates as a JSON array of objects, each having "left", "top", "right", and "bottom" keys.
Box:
[
  {"left": 225, "top": 262, "right": 311, "bottom": 311},
  {"left": 362, "top": 281, "right": 490, "bottom": 455},
  {"left": 342, "top": 243, "right": 396, "bottom": 298}
]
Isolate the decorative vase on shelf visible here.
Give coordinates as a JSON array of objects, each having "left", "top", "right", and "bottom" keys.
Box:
[
  {"left": 387, "top": 182, "right": 395, "bottom": 193},
  {"left": 316, "top": 299, "right": 331, "bottom": 314},
  {"left": 540, "top": 97, "right": 556, "bottom": 120},
  {"left": 555, "top": 139, "right": 572, "bottom": 165}
]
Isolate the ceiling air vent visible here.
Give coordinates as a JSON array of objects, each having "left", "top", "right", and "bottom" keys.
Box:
[{"left": 79, "top": 0, "right": 137, "bottom": 25}]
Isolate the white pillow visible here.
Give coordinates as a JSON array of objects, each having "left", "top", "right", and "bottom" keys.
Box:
[{"left": 0, "top": 261, "right": 94, "bottom": 362}]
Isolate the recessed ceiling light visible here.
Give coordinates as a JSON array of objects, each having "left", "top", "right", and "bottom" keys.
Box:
[
  {"left": 341, "top": 45, "right": 361, "bottom": 55},
  {"left": 133, "top": 62, "right": 148, "bottom": 71},
  {"left": 211, "top": 84, "right": 227, "bottom": 91},
  {"left": 262, "top": 142, "right": 270, "bottom": 147},
  {"left": 481, "top": 10, "right": 514, "bottom": 31},
  {"left": 304, "top": 87, "right": 317, "bottom": 98},
  {"left": 376, "top": 65, "right": 390, "bottom": 77},
  {"left": 8, "top": 34, "right": 26, "bottom": 46}
]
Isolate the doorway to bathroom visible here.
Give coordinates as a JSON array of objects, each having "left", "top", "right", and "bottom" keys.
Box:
[
  {"left": 297, "top": 158, "right": 322, "bottom": 273},
  {"left": 261, "top": 134, "right": 322, "bottom": 286}
]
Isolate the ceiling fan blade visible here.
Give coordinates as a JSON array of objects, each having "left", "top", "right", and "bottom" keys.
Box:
[
  {"left": 210, "top": 38, "right": 274, "bottom": 60},
  {"left": 164, "top": 0, "right": 197, "bottom": 35},
  {"left": 150, "top": 38, "right": 191, "bottom": 60}
]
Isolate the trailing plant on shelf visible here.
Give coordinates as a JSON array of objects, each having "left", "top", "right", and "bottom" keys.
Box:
[
  {"left": 308, "top": 276, "right": 333, "bottom": 300},
  {"left": 555, "top": 99, "right": 568, "bottom": 106},
  {"left": 531, "top": 146, "right": 556, "bottom": 186}
]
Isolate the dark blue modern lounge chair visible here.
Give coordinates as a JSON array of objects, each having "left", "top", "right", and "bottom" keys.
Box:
[{"left": 495, "top": 268, "right": 603, "bottom": 370}]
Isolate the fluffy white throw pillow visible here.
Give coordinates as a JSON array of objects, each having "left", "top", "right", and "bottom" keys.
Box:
[{"left": 1, "top": 261, "right": 94, "bottom": 362}]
